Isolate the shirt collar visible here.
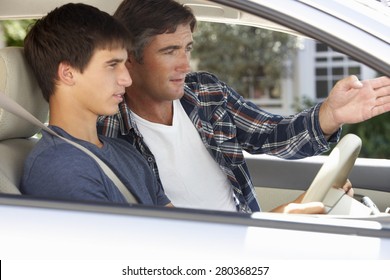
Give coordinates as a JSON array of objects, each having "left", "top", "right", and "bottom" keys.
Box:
[
  {"left": 117, "top": 101, "right": 143, "bottom": 137},
  {"left": 118, "top": 86, "right": 198, "bottom": 137}
]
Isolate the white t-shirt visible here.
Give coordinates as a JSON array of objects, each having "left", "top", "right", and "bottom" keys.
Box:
[{"left": 132, "top": 100, "right": 236, "bottom": 211}]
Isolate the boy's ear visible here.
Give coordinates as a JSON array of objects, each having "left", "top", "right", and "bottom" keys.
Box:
[{"left": 58, "top": 62, "right": 75, "bottom": 85}]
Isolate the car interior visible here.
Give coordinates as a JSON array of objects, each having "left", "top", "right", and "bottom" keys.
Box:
[
  {"left": 0, "top": 1, "right": 389, "bottom": 216},
  {"left": 0, "top": 1, "right": 389, "bottom": 266},
  {"left": 0, "top": 47, "right": 48, "bottom": 195},
  {"left": 0, "top": 46, "right": 383, "bottom": 216}
]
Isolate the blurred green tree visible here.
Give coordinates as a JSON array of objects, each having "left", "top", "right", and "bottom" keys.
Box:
[
  {"left": 1, "top": 20, "right": 35, "bottom": 46},
  {"left": 341, "top": 114, "right": 390, "bottom": 159},
  {"left": 192, "top": 22, "right": 297, "bottom": 99}
]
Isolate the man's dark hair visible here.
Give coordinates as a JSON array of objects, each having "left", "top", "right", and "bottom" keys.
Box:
[
  {"left": 114, "top": 0, "right": 196, "bottom": 63},
  {"left": 24, "top": 3, "right": 132, "bottom": 102}
]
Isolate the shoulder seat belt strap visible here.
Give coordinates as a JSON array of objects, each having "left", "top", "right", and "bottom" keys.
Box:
[{"left": 0, "top": 92, "right": 138, "bottom": 204}]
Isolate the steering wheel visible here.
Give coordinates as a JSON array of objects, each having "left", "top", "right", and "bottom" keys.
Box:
[{"left": 301, "top": 134, "right": 362, "bottom": 204}]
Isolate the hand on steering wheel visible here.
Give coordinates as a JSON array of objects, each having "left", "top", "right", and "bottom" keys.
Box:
[{"left": 302, "top": 134, "right": 361, "bottom": 204}]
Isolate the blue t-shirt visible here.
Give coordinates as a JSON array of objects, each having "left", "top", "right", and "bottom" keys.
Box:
[{"left": 20, "top": 126, "right": 170, "bottom": 206}]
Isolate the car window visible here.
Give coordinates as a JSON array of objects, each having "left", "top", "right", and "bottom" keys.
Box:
[{"left": 191, "top": 22, "right": 389, "bottom": 159}]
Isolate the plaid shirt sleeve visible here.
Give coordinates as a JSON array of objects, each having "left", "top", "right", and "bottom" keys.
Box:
[
  {"left": 185, "top": 72, "right": 339, "bottom": 160},
  {"left": 228, "top": 91, "right": 337, "bottom": 159}
]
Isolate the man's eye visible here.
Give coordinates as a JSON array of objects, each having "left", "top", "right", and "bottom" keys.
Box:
[
  {"left": 186, "top": 45, "right": 193, "bottom": 52},
  {"left": 164, "top": 49, "right": 175, "bottom": 55}
]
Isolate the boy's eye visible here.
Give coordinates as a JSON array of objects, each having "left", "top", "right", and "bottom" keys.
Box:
[{"left": 108, "top": 62, "right": 117, "bottom": 68}]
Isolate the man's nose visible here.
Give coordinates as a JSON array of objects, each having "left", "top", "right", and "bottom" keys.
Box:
[{"left": 177, "top": 51, "right": 191, "bottom": 73}]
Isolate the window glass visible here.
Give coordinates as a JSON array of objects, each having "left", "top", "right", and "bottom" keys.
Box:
[{"left": 192, "top": 22, "right": 388, "bottom": 158}]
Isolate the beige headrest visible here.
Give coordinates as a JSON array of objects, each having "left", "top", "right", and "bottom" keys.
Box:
[{"left": 0, "top": 47, "right": 48, "bottom": 140}]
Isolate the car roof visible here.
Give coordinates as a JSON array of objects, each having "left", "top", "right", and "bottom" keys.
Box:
[
  {"left": 1, "top": 0, "right": 388, "bottom": 42},
  {"left": 1, "top": 0, "right": 388, "bottom": 40}
]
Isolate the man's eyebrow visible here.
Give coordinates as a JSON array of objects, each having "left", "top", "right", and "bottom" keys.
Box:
[
  {"left": 158, "top": 41, "right": 194, "bottom": 53},
  {"left": 158, "top": 45, "right": 180, "bottom": 53}
]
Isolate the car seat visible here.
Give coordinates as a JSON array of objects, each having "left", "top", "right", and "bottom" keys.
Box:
[{"left": 0, "top": 47, "right": 48, "bottom": 194}]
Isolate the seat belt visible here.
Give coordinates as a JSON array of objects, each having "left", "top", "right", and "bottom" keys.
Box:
[{"left": 0, "top": 92, "right": 138, "bottom": 204}]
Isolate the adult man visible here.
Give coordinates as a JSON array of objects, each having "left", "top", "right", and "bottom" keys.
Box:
[
  {"left": 98, "top": 0, "right": 390, "bottom": 213},
  {"left": 21, "top": 3, "right": 171, "bottom": 207}
]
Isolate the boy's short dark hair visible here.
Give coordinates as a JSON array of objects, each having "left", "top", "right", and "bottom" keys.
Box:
[
  {"left": 24, "top": 3, "right": 132, "bottom": 102},
  {"left": 114, "top": 0, "right": 196, "bottom": 63}
]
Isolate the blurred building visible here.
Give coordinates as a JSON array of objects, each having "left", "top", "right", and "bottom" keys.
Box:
[{"left": 255, "top": 38, "right": 378, "bottom": 116}]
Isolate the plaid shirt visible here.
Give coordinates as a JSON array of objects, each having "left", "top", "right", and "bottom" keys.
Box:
[{"left": 98, "top": 72, "right": 339, "bottom": 213}]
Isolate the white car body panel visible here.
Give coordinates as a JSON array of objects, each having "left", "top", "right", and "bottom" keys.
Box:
[{"left": 1, "top": 197, "right": 389, "bottom": 259}]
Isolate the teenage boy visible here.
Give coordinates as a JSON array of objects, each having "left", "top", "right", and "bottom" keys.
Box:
[{"left": 20, "top": 3, "right": 171, "bottom": 207}]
